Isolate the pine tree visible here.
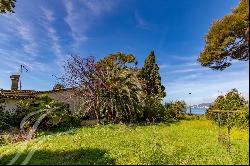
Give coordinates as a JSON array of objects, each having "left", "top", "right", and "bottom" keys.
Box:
[
  {"left": 139, "top": 51, "right": 166, "bottom": 98},
  {"left": 198, "top": 0, "right": 249, "bottom": 70},
  {"left": 0, "top": 0, "right": 16, "bottom": 13}
]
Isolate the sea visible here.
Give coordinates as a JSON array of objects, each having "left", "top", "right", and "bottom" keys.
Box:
[{"left": 186, "top": 108, "right": 207, "bottom": 115}]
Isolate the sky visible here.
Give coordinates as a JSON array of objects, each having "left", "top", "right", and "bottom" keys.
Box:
[{"left": 0, "top": 0, "right": 249, "bottom": 105}]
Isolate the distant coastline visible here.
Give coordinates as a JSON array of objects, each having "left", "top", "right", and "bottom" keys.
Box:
[
  {"left": 186, "top": 108, "right": 207, "bottom": 114},
  {"left": 190, "top": 103, "right": 211, "bottom": 109}
]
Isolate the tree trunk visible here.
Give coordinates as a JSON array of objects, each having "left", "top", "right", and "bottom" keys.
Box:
[
  {"left": 227, "top": 125, "right": 231, "bottom": 153},
  {"left": 227, "top": 110, "right": 231, "bottom": 153},
  {"left": 218, "top": 113, "right": 222, "bottom": 144},
  {"left": 95, "top": 110, "right": 100, "bottom": 124},
  {"left": 245, "top": 27, "right": 249, "bottom": 42}
]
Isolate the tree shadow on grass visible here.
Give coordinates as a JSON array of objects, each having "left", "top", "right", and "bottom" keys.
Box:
[{"left": 0, "top": 148, "right": 116, "bottom": 165}]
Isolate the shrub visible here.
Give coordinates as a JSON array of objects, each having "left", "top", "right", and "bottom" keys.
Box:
[
  {"left": 141, "top": 97, "right": 167, "bottom": 122},
  {"left": 3, "top": 94, "right": 73, "bottom": 132},
  {"left": 183, "top": 114, "right": 207, "bottom": 120},
  {"left": 141, "top": 99, "right": 187, "bottom": 122},
  {"left": 164, "top": 101, "right": 187, "bottom": 120},
  {"left": 0, "top": 95, "right": 13, "bottom": 132},
  {"left": 0, "top": 134, "right": 9, "bottom": 145},
  {"left": 206, "top": 88, "right": 249, "bottom": 129},
  {"left": 233, "top": 104, "right": 249, "bottom": 129}
]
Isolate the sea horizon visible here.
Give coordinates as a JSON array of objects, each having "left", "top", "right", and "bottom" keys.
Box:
[{"left": 186, "top": 108, "right": 207, "bottom": 115}]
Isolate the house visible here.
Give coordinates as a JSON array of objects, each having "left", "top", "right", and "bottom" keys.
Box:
[{"left": 0, "top": 74, "right": 82, "bottom": 113}]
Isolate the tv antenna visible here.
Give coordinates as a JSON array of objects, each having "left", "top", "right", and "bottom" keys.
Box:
[{"left": 20, "top": 64, "right": 28, "bottom": 90}]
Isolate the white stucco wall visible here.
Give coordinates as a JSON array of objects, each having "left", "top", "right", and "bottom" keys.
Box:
[
  {"left": 2, "top": 91, "right": 84, "bottom": 113},
  {"left": 4, "top": 99, "right": 18, "bottom": 113},
  {"left": 46, "top": 91, "right": 83, "bottom": 112}
]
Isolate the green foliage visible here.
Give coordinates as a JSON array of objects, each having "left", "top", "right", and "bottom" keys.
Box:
[
  {"left": 96, "top": 53, "right": 144, "bottom": 123},
  {"left": 141, "top": 100, "right": 187, "bottom": 122},
  {"left": 235, "top": 104, "right": 249, "bottom": 128},
  {"left": 63, "top": 53, "right": 145, "bottom": 123},
  {"left": 141, "top": 96, "right": 167, "bottom": 122},
  {"left": 0, "top": 92, "right": 12, "bottom": 132},
  {"left": 206, "top": 88, "right": 249, "bottom": 128},
  {"left": 53, "top": 83, "right": 65, "bottom": 90},
  {"left": 0, "top": 0, "right": 16, "bottom": 13},
  {"left": 165, "top": 100, "right": 187, "bottom": 120},
  {"left": 139, "top": 51, "right": 166, "bottom": 98},
  {"left": 183, "top": 114, "right": 207, "bottom": 121},
  {"left": 98, "top": 51, "right": 169, "bottom": 123},
  {"left": 136, "top": 51, "right": 167, "bottom": 122},
  {"left": 63, "top": 52, "right": 168, "bottom": 123},
  {"left": 198, "top": 0, "right": 249, "bottom": 70},
  {"left": 97, "top": 52, "right": 138, "bottom": 68},
  {"left": 22, "top": 94, "right": 71, "bottom": 129},
  {"left": 0, "top": 134, "right": 9, "bottom": 145},
  {"left": 0, "top": 120, "right": 248, "bottom": 165},
  {"left": 0, "top": 104, "right": 13, "bottom": 144},
  {"left": 1, "top": 94, "right": 73, "bottom": 131}
]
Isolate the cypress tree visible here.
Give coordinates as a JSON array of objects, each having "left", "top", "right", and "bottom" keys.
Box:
[{"left": 139, "top": 51, "right": 166, "bottom": 98}]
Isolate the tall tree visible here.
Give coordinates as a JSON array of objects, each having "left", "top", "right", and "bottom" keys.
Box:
[
  {"left": 0, "top": 0, "right": 16, "bottom": 13},
  {"left": 206, "top": 88, "right": 248, "bottom": 126},
  {"left": 198, "top": 0, "right": 249, "bottom": 70},
  {"left": 139, "top": 51, "right": 166, "bottom": 98},
  {"left": 61, "top": 53, "right": 144, "bottom": 123}
]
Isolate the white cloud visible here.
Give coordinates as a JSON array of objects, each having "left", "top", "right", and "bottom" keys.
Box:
[
  {"left": 165, "top": 67, "right": 207, "bottom": 74},
  {"left": 134, "top": 11, "right": 149, "bottom": 30},
  {"left": 171, "top": 55, "right": 198, "bottom": 61},
  {"left": 41, "top": 7, "right": 55, "bottom": 22},
  {"left": 82, "top": 0, "right": 115, "bottom": 15},
  {"left": 158, "top": 64, "right": 170, "bottom": 69},
  {"left": 15, "top": 17, "right": 39, "bottom": 56},
  {"left": 0, "top": 48, "right": 53, "bottom": 74},
  {"left": 40, "top": 7, "right": 67, "bottom": 66},
  {"left": 164, "top": 62, "right": 249, "bottom": 104},
  {"left": 159, "top": 61, "right": 208, "bottom": 75},
  {"left": 63, "top": 0, "right": 117, "bottom": 50},
  {"left": 64, "top": 0, "right": 89, "bottom": 49}
]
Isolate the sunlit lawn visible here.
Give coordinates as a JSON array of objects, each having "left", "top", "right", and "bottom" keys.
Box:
[{"left": 0, "top": 120, "right": 248, "bottom": 165}]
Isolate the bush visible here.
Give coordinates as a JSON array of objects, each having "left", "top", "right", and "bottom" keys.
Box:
[
  {"left": 141, "top": 99, "right": 187, "bottom": 122},
  {"left": 0, "top": 110, "right": 13, "bottom": 132},
  {"left": 164, "top": 101, "right": 187, "bottom": 120},
  {"left": 0, "top": 134, "right": 9, "bottom": 145},
  {"left": 206, "top": 88, "right": 249, "bottom": 129},
  {"left": 0, "top": 96, "right": 13, "bottom": 132},
  {"left": 183, "top": 114, "right": 207, "bottom": 120},
  {"left": 142, "top": 97, "right": 167, "bottom": 122},
  {"left": 1, "top": 94, "right": 74, "bottom": 133},
  {"left": 233, "top": 104, "right": 249, "bottom": 129}
]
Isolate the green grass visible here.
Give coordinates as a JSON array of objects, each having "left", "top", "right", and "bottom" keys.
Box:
[{"left": 0, "top": 120, "right": 248, "bottom": 165}]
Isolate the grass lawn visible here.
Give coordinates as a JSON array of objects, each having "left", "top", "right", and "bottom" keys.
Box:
[{"left": 0, "top": 120, "right": 248, "bottom": 165}]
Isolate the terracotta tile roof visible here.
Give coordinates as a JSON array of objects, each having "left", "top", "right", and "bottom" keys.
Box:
[
  {"left": 0, "top": 90, "right": 38, "bottom": 99},
  {"left": 0, "top": 88, "right": 74, "bottom": 100}
]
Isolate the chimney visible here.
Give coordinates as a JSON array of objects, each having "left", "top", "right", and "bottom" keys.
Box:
[{"left": 10, "top": 75, "right": 20, "bottom": 90}]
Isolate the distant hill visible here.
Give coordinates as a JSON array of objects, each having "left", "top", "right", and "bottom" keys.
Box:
[{"left": 191, "top": 103, "right": 211, "bottom": 109}]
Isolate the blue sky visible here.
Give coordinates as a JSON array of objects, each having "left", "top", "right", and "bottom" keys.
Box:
[{"left": 0, "top": 0, "right": 248, "bottom": 105}]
